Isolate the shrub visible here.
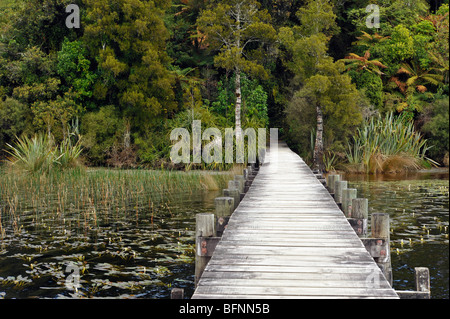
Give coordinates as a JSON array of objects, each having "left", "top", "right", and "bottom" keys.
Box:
[
  {"left": 345, "top": 112, "right": 437, "bottom": 173},
  {"left": 422, "top": 97, "right": 449, "bottom": 164},
  {"left": 5, "top": 132, "right": 83, "bottom": 174},
  {"left": 5, "top": 133, "right": 54, "bottom": 174},
  {"left": 80, "top": 105, "right": 123, "bottom": 165},
  {"left": 0, "top": 98, "right": 33, "bottom": 157}
]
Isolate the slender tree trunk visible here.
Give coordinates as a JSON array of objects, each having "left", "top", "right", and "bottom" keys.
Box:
[
  {"left": 313, "top": 104, "right": 324, "bottom": 172},
  {"left": 235, "top": 2, "right": 242, "bottom": 142},
  {"left": 235, "top": 70, "right": 242, "bottom": 138}
]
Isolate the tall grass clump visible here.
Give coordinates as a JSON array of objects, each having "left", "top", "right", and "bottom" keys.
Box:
[
  {"left": 5, "top": 132, "right": 83, "bottom": 174},
  {"left": 345, "top": 113, "right": 438, "bottom": 173}
]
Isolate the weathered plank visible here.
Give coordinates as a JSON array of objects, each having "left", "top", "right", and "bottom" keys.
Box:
[
  {"left": 192, "top": 142, "right": 398, "bottom": 299},
  {"left": 194, "top": 285, "right": 398, "bottom": 298}
]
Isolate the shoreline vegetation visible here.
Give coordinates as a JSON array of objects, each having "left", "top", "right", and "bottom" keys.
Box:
[
  {"left": 1, "top": 0, "right": 449, "bottom": 174},
  {"left": 341, "top": 112, "right": 442, "bottom": 174},
  {"left": 0, "top": 166, "right": 236, "bottom": 237}
]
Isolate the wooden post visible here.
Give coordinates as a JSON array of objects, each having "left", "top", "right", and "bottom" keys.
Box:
[
  {"left": 243, "top": 168, "right": 249, "bottom": 180},
  {"left": 228, "top": 180, "right": 239, "bottom": 192},
  {"left": 246, "top": 166, "right": 256, "bottom": 191},
  {"left": 195, "top": 213, "right": 215, "bottom": 286},
  {"left": 415, "top": 267, "right": 430, "bottom": 294},
  {"left": 215, "top": 196, "right": 234, "bottom": 236},
  {"left": 244, "top": 180, "right": 251, "bottom": 193},
  {"left": 372, "top": 213, "right": 390, "bottom": 241},
  {"left": 371, "top": 213, "right": 392, "bottom": 286},
  {"left": 334, "top": 181, "right": 347, "bottom": 204},
  {"left": 223, "top": 189, "right": 240, "bottom": 211},
  {"left": 352, "top": 198, "right": 368, "bottom": 219},
  {"left": 342, "top": 188, "right": 357, "bottom": 217},
  {"left": 326, "top": 174, "right": 341, "bottom": 195},
  {"left": 347, "top": 198, "right": 368, "bottom": 237},
  {"left": 234, "top": 175, "right": 245, "bottom": 193},
  {"left": 215, "top": 197, "right": 234, "bottom": 218},
  {"left": 396, "top": 267, "right": 431, "bottom": 299},
  {"left": 171, "top": 288, "right": 184, "bottom": 299}
]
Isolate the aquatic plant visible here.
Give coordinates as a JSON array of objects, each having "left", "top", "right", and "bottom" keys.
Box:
[{"left": 0, "top": 165, "right": 238, "bottom": 298}]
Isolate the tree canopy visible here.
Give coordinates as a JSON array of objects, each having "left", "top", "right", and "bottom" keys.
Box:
[{"left": 0, "top": 0, "right": 448, "bottom": 168}]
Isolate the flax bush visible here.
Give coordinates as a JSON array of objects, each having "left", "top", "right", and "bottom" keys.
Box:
[{"left": 345, "top": 112, "right": 437, "bottom": 173}]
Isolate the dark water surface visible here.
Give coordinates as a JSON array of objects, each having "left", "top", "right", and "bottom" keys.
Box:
[
  {"left": 344, "top": 170, "right": 449, "bottom": 299},
  {"left": 1, "top": 169, "right": 448, "bottom": 299},
  {"left": 0, "top": 189, "right": 220, "bottom": 299}
]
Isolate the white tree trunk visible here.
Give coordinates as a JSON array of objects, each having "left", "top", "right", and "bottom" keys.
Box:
[
  {"left": 235, "top": 70, "right": 242, "bottom": 138},
  {"left": 313, "top": 104, "right": 324, "bottom": 172}
]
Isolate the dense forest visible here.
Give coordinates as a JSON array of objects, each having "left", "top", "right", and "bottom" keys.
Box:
[{"left": 0, "top": 0, "right": 448, "bottom": 173}]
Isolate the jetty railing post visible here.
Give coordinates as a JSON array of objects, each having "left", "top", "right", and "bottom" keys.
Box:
[
  {"left": 195, "top": 213, "right": 216, "bottom": 287},
  {"left": 348, "top": 198, "right": 368, "bottom": 237},
  {"left": 415, "top": 267, "right": 430, "bottom": 295},
  {"left": 334, "top": 180, "right": 347, "bottom": 210},
  {"left": 342, "top": 188, "right": 357, "bottom": 217},
  {"left": 371, "top": 213, "right": 393, "bottom": 286},
  {"left": 170, "top": 288, "right": 184, "bottom": 299},
  {"left": 326, "top": 174, "right": 341, "bottom": 197},
  {"left": 396, "top": 267, "right": 431, "bottom": 298},
  {"left": 234, "top": 175, "right": 246, "bottom": 200},
  {"left": 223, "top": 188, "right": 240, "bottom": 211},
  {"left": 214, "top": 197, "right": 234, "bottom": 237},
  {"left": 244, "top": 165, "right": 254, "bottom": 192}
]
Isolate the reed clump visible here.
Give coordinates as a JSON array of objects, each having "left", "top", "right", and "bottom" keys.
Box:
[
  {"left": 0, "top": 167, "right": 234, "bottom": 230},
  {"left": 344, "top": 112, "right": 438, "bottom": 174},
  {"left": 4, "top": 132, "right": 83, "bottom": 175}
]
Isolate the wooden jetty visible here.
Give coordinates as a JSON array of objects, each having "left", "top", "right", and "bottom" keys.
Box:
[{"left": 191, "top": 142, "right": 399, "bottom": 299}]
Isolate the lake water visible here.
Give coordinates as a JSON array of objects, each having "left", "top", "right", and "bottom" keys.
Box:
[
  {"left": 344, "top": 170, "right": 449, "bottom": 299},
  {"left": 1, "top": 169, "right": 448, "bottom": 299},
  {"left": 0, "top": 188, "right": 221, "bottom": 299}
]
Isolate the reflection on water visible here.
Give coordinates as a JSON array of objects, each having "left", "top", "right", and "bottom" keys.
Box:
[
  {"left": 0, "top": 189, "right": 220, "bottom": 299},
  {"left": 345, "top": 171, "right": 449, "bottom": 299}
]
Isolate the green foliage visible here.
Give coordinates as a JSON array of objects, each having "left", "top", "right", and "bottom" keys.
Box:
[
  {"left": 384, "top": 25, "right": 415, "bottom": 67},
  {"left": 5, "top": 0, "right": 79, "bottom": 53},
  {"left": 80, "top": 105, "right": 123, "bottom": 165},
  {"left": 281, "top": 0, "right": 362, "bottom": 167},
  {"left": 345, "top": 112, "right": 436, "bottom": 173},
  {"left": 57, "top": 39, "right": 97, "bottom": 105},
  {"left": 422, "top": 97, "right": 450, "bottom": 162},
  {"left": 83, "top": 0, "right": 176, "bottom": 124},
  {"left": 197, "top": 0, "right": 276, "bottom": 77},
  {"left": 348, "top": 70, "right": 384, "bottom": 109},
  {"left": 0, "top": 98, "right": 33, "bottom": 155},
  {"left": 211, "top": 80, "right": 235, "bottom": 118},
  {"left": 5, "top": 132, "right": 83, "bottom": 174},
  {"left": 0, "top": 0, "right": 447, "bottom": 171},
  {"left": 286, "top": 63, "right": 363, "bottom": 160},
  {"left": 295, "top": 0, "right": 338, "bottom": 36},
  {"left": 31, "top": 91, "right": 82, "bottom": 141},
  {"left": 211, "top": 74, "right": 269, "bottom": 127}
]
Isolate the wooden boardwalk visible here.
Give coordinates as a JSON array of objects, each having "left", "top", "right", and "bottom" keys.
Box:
[{"left": 192, "top": 142, "right": 399, "bottom": 299}]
